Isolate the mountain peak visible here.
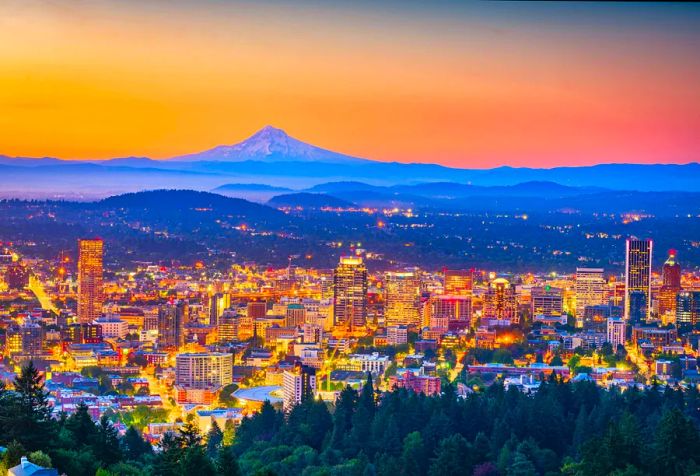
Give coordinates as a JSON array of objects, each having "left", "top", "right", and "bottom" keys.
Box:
[{"left": 170, "top": 127, "right": 368, "bottom": 164}]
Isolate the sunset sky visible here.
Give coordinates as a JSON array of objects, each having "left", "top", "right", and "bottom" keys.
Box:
[{"left": 1, "top": 0, "right": 699, "bottom": 167}]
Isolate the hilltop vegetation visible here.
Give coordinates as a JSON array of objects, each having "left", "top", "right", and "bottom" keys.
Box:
[{"left": 3, "top": 364, "right": 700, "bottom": 475}]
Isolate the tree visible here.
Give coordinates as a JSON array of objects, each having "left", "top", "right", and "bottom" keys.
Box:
[
  {"left": 428, "top": 434, "right": 473, "bottom": 476},
  {"left": 331, "top": 387, "right": 357, "bottom": 449},
  {"left": 0, "top": 440, "right": 26, "bottom": 475},
  {"left": 180, "top": 446, "right": 217, "bottom": 476},
  {"left": 508, "top": 451, "right": 537, "bottom": 476},
  {"left": 653, "top": 408, "right": 700, "bottom": 476},
  {"left": 94, "top": 414, "right": 123, "bottom": 467},
  {"left": 64, "top": 402, "right": 98, "bottom": 448},
  {"left": 215, "top": 445, "right": 241, "bottom": 476},
  {"left": 207, "top": 420, "right": 224, "bottom": 457},
  {"left": 223, "top": 419, "right": 236, "bottom": 446},
  {"left": 151, "top": 432, "right": 182, "bottom": 476},
  {"left": 178, "top": 419, "right": 203, "bottom": 448},
  {"left": 400, "top": 431, "right": 426, "bottom": 476},
  {"left": 123, "top": 426, "right": 152, "bottom": 461},
  {"left": 27, "top": 450, "right": 52, "bottom": 468},
  {"left": 351, "top": 373, "right": 376, "bottom": 454},
  {"left": 2, "top": 362, "right": 56, "bottom": 450}
]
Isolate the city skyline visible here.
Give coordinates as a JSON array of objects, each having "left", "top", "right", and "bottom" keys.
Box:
[
  {"left": 2, "top": 3, "right": 700, "bottom": 475},
  {"left": 2, "top": 1, "right": 700, "bottom": 167}
]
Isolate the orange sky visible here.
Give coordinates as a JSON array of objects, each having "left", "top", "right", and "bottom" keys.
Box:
[{"left": 1, "top": 0, "right": 699, "bottom": 167}]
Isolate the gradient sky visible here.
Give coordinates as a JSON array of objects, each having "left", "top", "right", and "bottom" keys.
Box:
[{"left": 1, "top": 0, "right": 700, "bottom": 167}]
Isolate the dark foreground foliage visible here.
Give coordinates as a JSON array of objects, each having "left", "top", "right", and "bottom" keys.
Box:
[{"left": 2, "top": 365, "right": 700, "bottom": 475}]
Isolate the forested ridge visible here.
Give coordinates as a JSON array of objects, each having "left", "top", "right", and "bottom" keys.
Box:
[{"left": 2, "top": 363, "right": 700, "bottom": 476}]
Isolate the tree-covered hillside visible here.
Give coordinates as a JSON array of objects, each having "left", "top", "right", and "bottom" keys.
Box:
[{"left": 2, "top": 364, "right": 700, "bottom": 475}]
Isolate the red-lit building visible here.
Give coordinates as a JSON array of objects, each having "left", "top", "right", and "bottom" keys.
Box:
[{"left": 389, "top": 371, "right": 441, "bottom": 396}]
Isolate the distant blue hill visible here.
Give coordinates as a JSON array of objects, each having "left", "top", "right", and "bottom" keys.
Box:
[
  {"left": 213, "top": 183, "right": 293, "bottom": 192},
  {"left": 267, "top": 192, "right": 356, "bottom": 209},
  {"left": 1, "top": 127, "right": 699, "bottom": 198}
]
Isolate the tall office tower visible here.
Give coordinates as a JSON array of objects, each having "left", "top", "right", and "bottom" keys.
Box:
[
  {"left": 158, "top": 300, "right": 187, "bottom": 349},
  {"left": 384, "top": 271, "right": 421, "bottom": 327},
  {"left": 319, "top": 272, "right": 335, "bottom": 299},
  {"left": 624, "top": 237, "right": 653, "bottom": 322},
  {"left": 676, "top": 291, "right": 700, "bottom": 327},
  {"left": 531, "top": 286, "right": 564, "bottom": 318},
  {"left": 444, "top": 269, "right": 473, "bottom": 296},
  {"left": 333, "top": 256, "right": 368, "bottom": 329},
  {"left": 208, "top": 293, "right": 230, "bottom": 327},
  {"left": 429, "top": 295, "right": 472, "bottom": 331},
  {"left": 659, "top": 249, "right": 682, "bottom": 317},
  {"left": 628, "top": 291, "right": 647, "bottom": 324},
  {"left": 575, "top": 268, "right": 605, "bottom": 328},
  {"left": 606, "top": 317, "right": 626, "bottom": 349},
  {"left": 176, "top": 352, "right": 233, "bottom": 389},
  {"left": 77, "top": 238, "right": 104, "bottom": 324},
  {"left": 282, "top": 363, "right": 316, "bottom": 412},
  {"left": 483, "top": 278, "right": 518, "bottom": 324}
]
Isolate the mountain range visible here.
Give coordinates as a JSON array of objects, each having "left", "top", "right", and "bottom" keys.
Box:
[{"left": 1, "top": 126, "right": 699, "bottom": 199}]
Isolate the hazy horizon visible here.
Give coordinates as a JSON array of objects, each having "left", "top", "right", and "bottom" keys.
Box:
[{"left": 2, "top": 1, "right": 699, "bottom": 167}]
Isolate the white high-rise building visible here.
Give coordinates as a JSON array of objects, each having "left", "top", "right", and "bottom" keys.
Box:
[
  {"left": 282, "top": 364, "right": 316, "bottom": 412},
  {"left": 176, "top": 352, "right": 233, "bottom": 389},
  {"left": 606, "top": 318, "right": 625, "bottom": 349},
  {"left": 575, "top": 268, "right": 605, "bottom": 328}
]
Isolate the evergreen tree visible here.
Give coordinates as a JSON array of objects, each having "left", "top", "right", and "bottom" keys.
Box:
[
  {"left": 151, "top": 431, "right": 182, "bottom": 476},
  {"left": 65, "top": 402, "right": 99, "bottom": 448},
  {"left": 653, "top": 408, "right": 700, "bottom": 476},
  {"left": 178, "top": 419, "right": 203, "bottom": 448},
  {"left": 400, "top": 431, "right": 426, "bottom": 476},
  {"left": 215, "top": 445, "right": 241, "bottom": 476},
  {"left": 428, "top": 434, "right": 472, "bottom": 476},
  {"left": 331, "top": 386, "right": 357, "bottom": 449},
  {"left": 94, "top": 414, "right": 123, "bottom": 467},
  {"left": 223, "top": 419, "right": 236, "bottom": 446},
  {"left": 207, "top": 419, "right": 224, "bottom": 457},
  {"left": 508, "top": 451, "right": 537, "bottom": 476},
  {"left": 2, "top": 362, "right": 55, "bottom": 450},
  {"left": 180, "top": 445, "right": 216, "bottom": 476},
  {"left": 351, "top": 376, "right": 376, "bottom": 455},
  {"left": 123, "top": 426, "right": 152, "bottom": 460}
]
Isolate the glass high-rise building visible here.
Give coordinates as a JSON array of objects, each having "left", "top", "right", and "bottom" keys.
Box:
[
  {"left": 483, "top": 278, "right": 518, "bottom": 324},
  {"left": 443, "top": 269, "right": 473, "bottom": 296},
  {"left": 77, "top": 238, "right": 104, "bottom": 324},
  {"left": 333, "top": 256, "right": 368, "bottom": 329},
  {"left": 575, "top": 268, "right": 605, "bottom": 328},
  {"left": 676, "top": 291, "right": 700, "bottom": 327},
  {"left": 624, "top": 237, "right": 652, "bottom": 322},
  {"left": 659, "top": 249, "right": 681, "bottom": 317},
  {"left": 384, "top": 271, "right": 421, "bottom": 327},
  {"left": 158, "top": 300, "right": 187, "bottom": 349}
]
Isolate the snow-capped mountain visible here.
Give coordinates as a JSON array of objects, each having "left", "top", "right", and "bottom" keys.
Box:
[{"left": 170, "top": 125, "right": 369, "bottom": 164}]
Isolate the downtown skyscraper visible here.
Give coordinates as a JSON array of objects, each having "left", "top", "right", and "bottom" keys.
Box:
[
  {"left": 384, "top": 271, "right": 421, "bottom": 327},
  {"left": 77, "top": 238, "right": 104, "bottom": 324},
  {"left": 624, "top": 237, "right": 653, "bottom": 322},
  {"left": 333, "top": 256, "right": 368, "bottom": 329},
  {"left": 659, "top": 249, "right": 682, "bottom": 319},
  {"left": 575, "top": 268, "right": 606, "bottom": 328}
]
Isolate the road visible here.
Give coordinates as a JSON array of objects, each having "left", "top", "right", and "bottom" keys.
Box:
[{"left": 28, "top": 274, "right": 58, "bottom": 313}]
